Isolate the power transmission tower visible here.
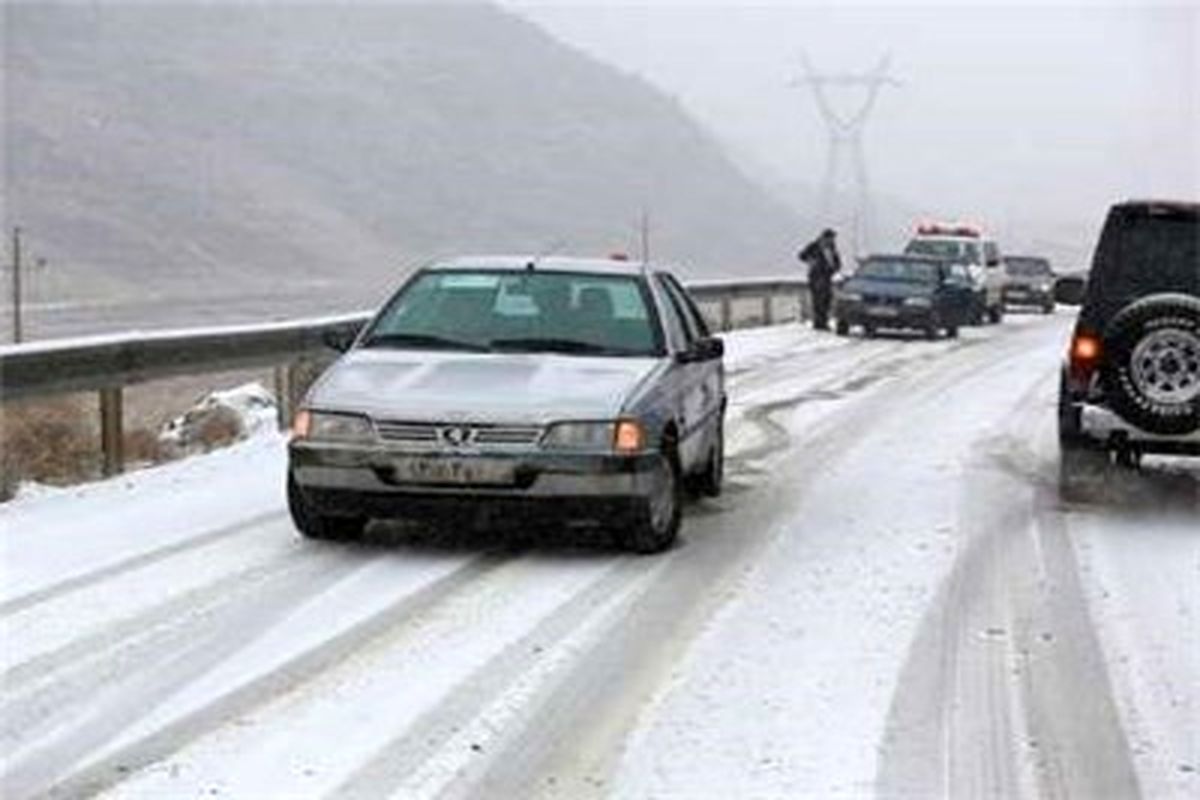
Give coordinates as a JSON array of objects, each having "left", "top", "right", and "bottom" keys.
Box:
[{"left": 791, "top": 54, "right": 899, "bottom": 254}]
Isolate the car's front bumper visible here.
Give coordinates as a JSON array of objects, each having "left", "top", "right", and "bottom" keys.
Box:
[
  {"left": 836, "top": 301, "right": 936, "bottom": 329},
  {"left": 288, "top": 441, "right": 667, "bottom": 520},
  {"left": 1001, "top": 285, "right": 1053, "bottom": 306}
]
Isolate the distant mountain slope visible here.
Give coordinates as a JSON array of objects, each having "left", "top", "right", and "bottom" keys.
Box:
[{"left": 5, "top": 2, "right": 805, "bottom": 304}]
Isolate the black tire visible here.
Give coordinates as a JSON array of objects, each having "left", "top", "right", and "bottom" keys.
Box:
[
  {"left": 692, "top": 414, "right": 724, "bottom": 498},
  {"left": 835, "top": 319, "right": 850, "bottom": 337},
  {"left": 923, "top": 314, "right": 939, "bottom": 340},
  {"left": 863, "top": 324, "right": 877, "bottom": 338},
  {"left": 1099, "top": 294, "right": 1200, "bottom": 436},
  {"left": 987, "top": 304, "right": 1004, "bottom": 324},
  {"left": 945, "top": 324, "right": 959, "bottom": 339},
  {"left": 287, "top": 472, "right": 366, "bottom": 541},
  {"left": 1043, "top": 302, "right": 1055, "bottom": 315},
  {"left": 625, "top": 444, "right": 682, "bottom": 554}
]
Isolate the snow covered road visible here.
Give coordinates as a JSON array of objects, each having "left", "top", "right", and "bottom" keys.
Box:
[{"left": 2, "top": 315, "right": 1196, "bottom": 799}]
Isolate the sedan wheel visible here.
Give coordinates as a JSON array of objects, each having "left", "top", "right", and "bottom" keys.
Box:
[{"left": 625, "top": 447, "right": 682, "bottom": 554}]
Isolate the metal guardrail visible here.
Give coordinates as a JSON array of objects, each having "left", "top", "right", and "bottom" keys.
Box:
[{"left": 0, "top": 278, "right": 808, "bottom": 477}]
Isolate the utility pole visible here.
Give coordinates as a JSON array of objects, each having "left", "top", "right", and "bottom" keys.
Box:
[
  {"left": 791, "top": 54, "right": 899, "bottom": 254},
  {"left": 11, "top": 226, "right": 23, "bottom": 344}
]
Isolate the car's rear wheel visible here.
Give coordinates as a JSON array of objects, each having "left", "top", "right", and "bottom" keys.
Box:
[
  {"left": 835, "top": 319, "right": 850, "bottom": 336},
  {"left": 1100, "top": 294, "right": 1200, "bottom": 436},
  {"left": 288, "top": 472, "right": 366, "bottom": 541},
  {"left": 863, "top": 323, "right": 877, "bottom": 338},
  {"left": 945, "top": 324, "right": 959, "bottom": 339},
  {"left": 625, "top": 445, "right": 682, "bottom": 554},
  {"left": 987, "top": 304, "right": 1004, "bottom": 324}
]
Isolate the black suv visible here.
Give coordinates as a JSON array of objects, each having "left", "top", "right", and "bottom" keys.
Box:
[{"left": 1059, "top": 200, "right": 1200, "bottom": 485}]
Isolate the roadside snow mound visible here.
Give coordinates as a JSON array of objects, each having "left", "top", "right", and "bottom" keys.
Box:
[{"left": 159, "top": 382, "right": 278, "bottom": 457}]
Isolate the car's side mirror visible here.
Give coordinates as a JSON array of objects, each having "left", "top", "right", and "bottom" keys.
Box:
[
  {"left": 678, "top": 336, "right": 724, "bottom": 364},
  {"left": 1053, "top": 275, "right": 1087, "bottom": 306},
  {"left": 322, "top": 326, "right": 358, "bottom": 353}
]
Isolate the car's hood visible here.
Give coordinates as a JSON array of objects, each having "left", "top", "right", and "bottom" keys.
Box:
[
  {"left": 842, "top": 278, "right": 932, "bottom": 298},
  {"left": 307, "top": 349, "right": 663, "bottom": 423}
]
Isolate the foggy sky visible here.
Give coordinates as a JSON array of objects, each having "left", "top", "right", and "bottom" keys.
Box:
[{"left": 504, "top": 0, "right": 1198, "bottom": 263}]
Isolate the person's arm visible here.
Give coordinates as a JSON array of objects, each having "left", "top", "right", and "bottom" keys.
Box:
[{"left": 799, "top": 241, "right": 818, "bottom": 263}]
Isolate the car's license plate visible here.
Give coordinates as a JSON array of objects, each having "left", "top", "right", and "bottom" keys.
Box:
[
  {"left": 866, "top": 305, "right": 899, "bottom": 317},
  {"left": 1008, "top": 289, "right": 1028, "bottom": 297},
  {"left": 391, "top": 457, "right": 515, "bottom": 485}
]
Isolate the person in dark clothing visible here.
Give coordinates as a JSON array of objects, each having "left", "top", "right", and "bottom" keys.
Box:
[{"left": 799, "top": 228, "right": 842, "bottom": 330}]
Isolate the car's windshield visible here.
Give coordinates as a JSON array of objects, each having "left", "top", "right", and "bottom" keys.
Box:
[
  {"left": 856, "top": 259, "right": 940, "bottom": 283},
  {"left": 1004, "top": 258, "right": 1052, "bottom": 276},
  {"left": 362, "top": 269, "right": 662, "bottom": 356},
  {"left": 905, "top": 239, "right": 981, "bottom": 265}
]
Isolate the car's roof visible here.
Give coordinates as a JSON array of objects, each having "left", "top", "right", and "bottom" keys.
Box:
[
  {"left": 863, "top": 252, "right": 947, "bottom": 264},
  {"left": 426, "top": 255, "right": 656, "bottom": 276},
  {"left": 908, "top": 233, "right": 994, "bottom": 243},
  {"left": 1115, "top": 199, "right": 1199, "bottom": 214}
]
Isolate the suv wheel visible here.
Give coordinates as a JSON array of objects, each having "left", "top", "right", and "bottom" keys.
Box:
[
  {"left": 625, "top": 445, "right": 682, "bottom": 554},
  {"left": 288, "top": 473, "right": 366, "bottom": 541},
  {"left": 835, "top": 319, "right": 850, "bottom": 337},
  {"left": 1100, "top": 294, "right": 1200, "bottom": 436}
]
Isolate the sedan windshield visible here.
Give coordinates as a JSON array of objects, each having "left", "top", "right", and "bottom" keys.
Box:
[
  {"left": 362, "top": 270, "right": 662, "bottom": 356},
  {"left": 856, "top": 259, "right": 940, "bottom": 283}
]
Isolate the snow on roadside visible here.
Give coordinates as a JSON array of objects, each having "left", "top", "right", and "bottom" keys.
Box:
[{"left": 0, "top": 431, "right": 287, "bottom": 604}]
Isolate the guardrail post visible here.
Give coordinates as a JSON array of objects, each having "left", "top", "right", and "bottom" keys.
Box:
[
  {"left": 274, "top": 364, "right": 292, "bottom": 431},
  {"left": 99, "top": 386, "right": 124, "bottom": 477},
  {"left": 720, "top": 296, "right": 733, "bottom": 332},
  {"left": 761, "top": 295, "right": 773, "bottom": 326}
]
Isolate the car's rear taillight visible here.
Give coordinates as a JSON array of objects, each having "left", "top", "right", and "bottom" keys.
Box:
[{"left": 1068, "top": 331, "right": 1103, "bottom": 383}]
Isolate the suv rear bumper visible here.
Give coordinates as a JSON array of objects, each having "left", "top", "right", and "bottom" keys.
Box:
[{"left": 1073, "top": 402, "right": 1200, "bottom": 455}]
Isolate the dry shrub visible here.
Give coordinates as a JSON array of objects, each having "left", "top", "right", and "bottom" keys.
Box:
[
  {"left": 1, "top": 395, "right": 100, "bottom": 498},
  {"left": 123, "top": 427, "right": 165, "bottom": 466}
]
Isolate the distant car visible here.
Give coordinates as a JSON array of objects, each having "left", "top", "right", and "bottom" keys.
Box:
[
  {"left": 834, "top": 254, "right": 974, "bottom": 339},
  {"left": 904, "top": 223, "right": 1006, "bottom": 324},
  {"left": 287, "top": 256, "right": 726, "bottom": 554},
  {"left": 1001, "top": 255, "right": 1056, "bottom": 313},
  {"left": 1059, "top": 200, "right": 1200, "bottom": 484}
]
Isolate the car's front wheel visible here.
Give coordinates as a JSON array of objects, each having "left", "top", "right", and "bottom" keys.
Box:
[
  {"left": 691, "top": 415, "right": 724, "bottom": 498},
  {"left": 287, "top": 472, "right": 366, "bottom": 541},
  {"left": 625, "top": 446, "right": 682, "bottom": 554}
]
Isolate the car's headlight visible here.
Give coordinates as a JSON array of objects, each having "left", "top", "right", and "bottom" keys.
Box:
[
  {"left": 1038, "top": 281, "right": 1053, "bottom": 292},
  {"left": 903, "top": 296, "right": 932, "bottom": 308},
  {"left": 292, "top": 410, "right": 375, "bottom": 442},
  {"left": 542, "top": 419, "right": 646, "bottom": 453},
  {"left": 542, "top": 421, "right": 615, "bottom": 450},
  {"left": 839, "top": 292, "right": 863, "bottom": 303}
]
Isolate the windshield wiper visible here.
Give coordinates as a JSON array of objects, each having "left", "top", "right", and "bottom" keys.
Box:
[
  {"left": 489, "top": 337, "right": 638, "bottom": 356},
  {"left": 361, "top": 332, "right": 490, "bottom": 352}
]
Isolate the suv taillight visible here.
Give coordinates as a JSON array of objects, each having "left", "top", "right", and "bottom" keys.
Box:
[{"left": 1068, "top": 330, "right": 1103, "bottom": 384}]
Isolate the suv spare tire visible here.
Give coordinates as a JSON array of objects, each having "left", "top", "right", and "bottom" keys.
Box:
[{"left": 1100, "top": 293, "right": 1200, "bottom": 435}]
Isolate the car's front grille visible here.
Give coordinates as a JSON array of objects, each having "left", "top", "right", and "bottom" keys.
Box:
[
  {"left": 862, "top": 294, "right": 903, "bottom": 306},
  {"left": 373, "top": 420, "right": 543, "bottom": 449}
]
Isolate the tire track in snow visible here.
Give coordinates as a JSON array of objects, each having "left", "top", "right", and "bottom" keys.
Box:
[
  {"left": 32, "top": 552, "right": 509, "bottom": 800},
  {"left": 327, "top": 556, "right": 657, "bottom": 799},
  {"left": 0, "top": 510, "right": 286, "bottom": 617},
  {"left": 875, "top": 348, "right": 1141, "bottom": 798},
  {"left": 2, "top": 546, "right": 372, "bottom": 799}
]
